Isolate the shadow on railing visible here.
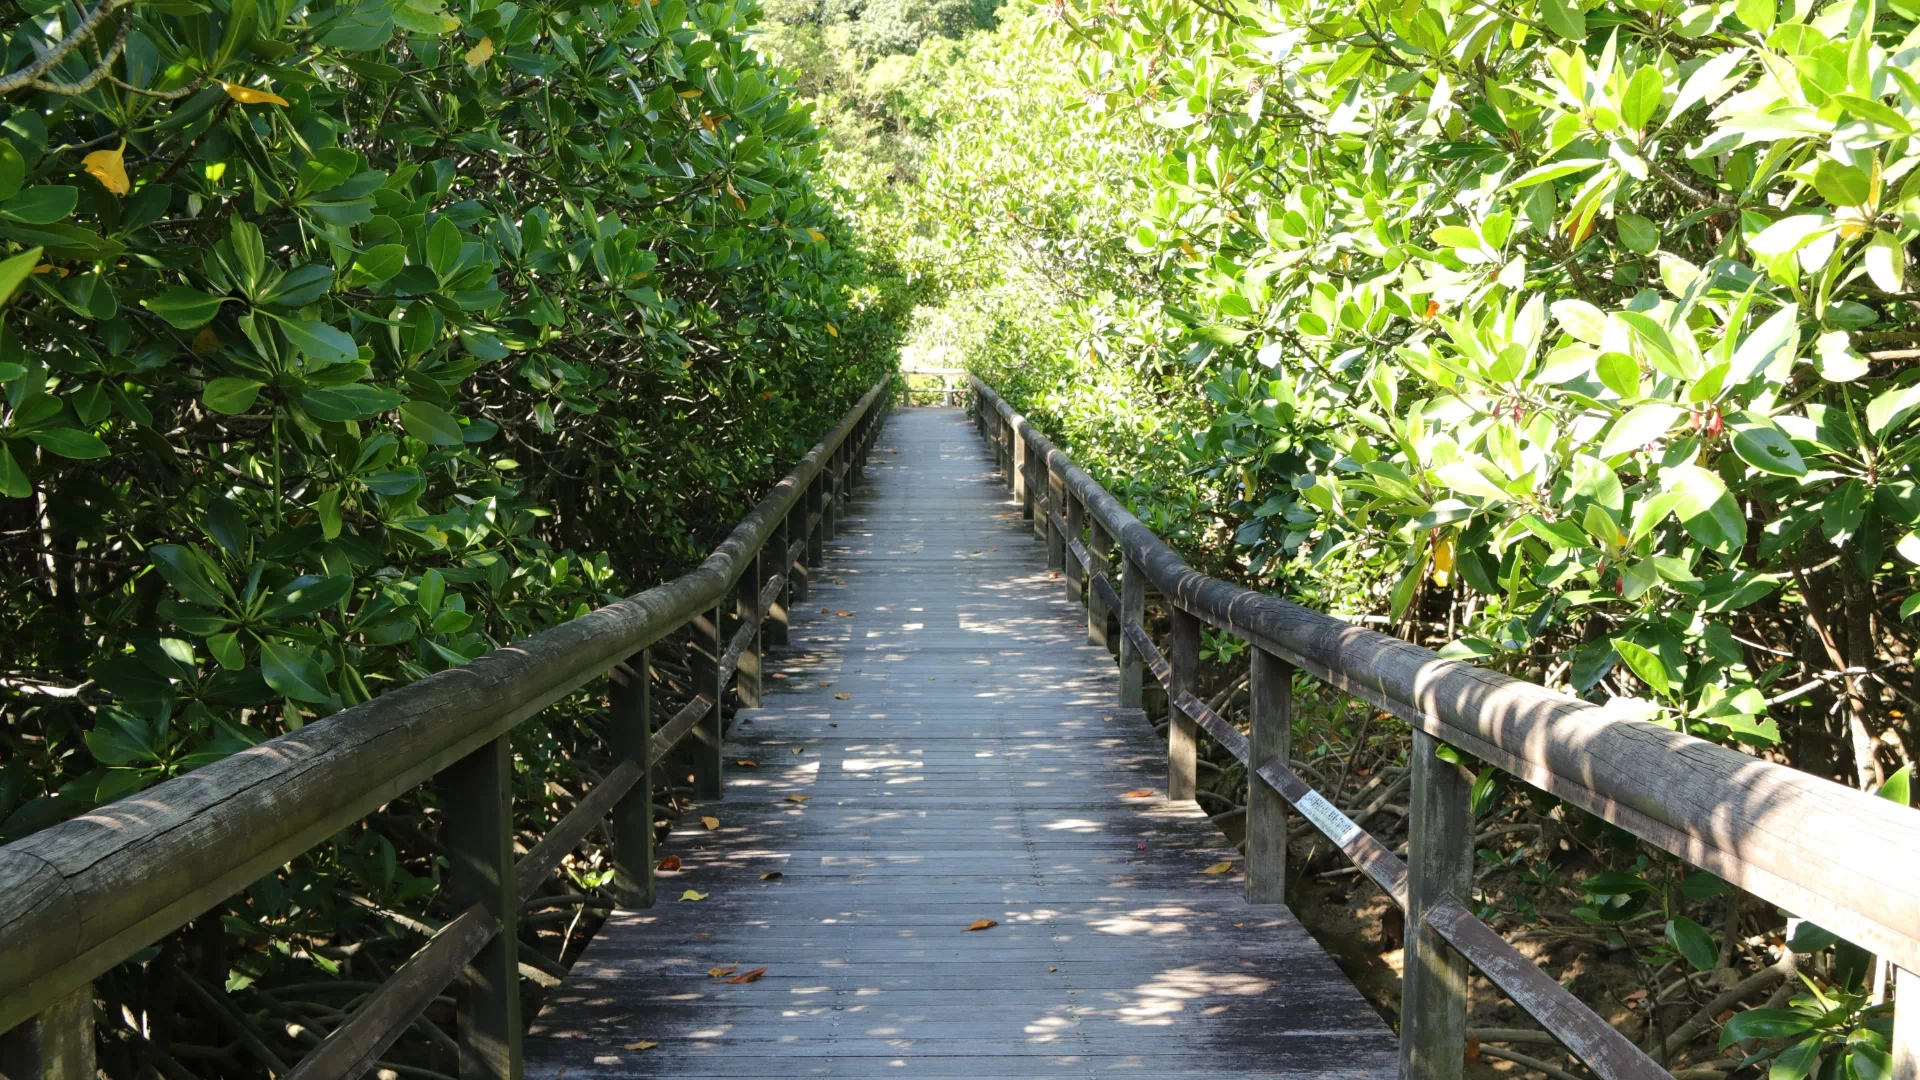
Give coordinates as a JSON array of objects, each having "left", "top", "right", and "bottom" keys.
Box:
[
  {"left": 0, "top": 381, "right": 895, "bottom": 1080},
  {"left": 969, "top": 375, "right": 1920, "bottom": 1080}
]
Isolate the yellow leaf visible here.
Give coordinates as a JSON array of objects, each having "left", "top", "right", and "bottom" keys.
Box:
[
  {"left": 678, "top": 88, "right": 703, "bottom": 98},
  {"left": 806, "top": 229, "right": 825, "bottom": 242},
  {"left": 1202, "top": 862, "right": 1234, "bottom": 874},
  {"left": 1431, "top": 533, "right": 1455, "bottom": 588},
  {"left": 785, "top": 794, "right": 810, "bottom": 803},
  {"left": 708, "top": 965, "right": 737, "bottom": 977},
  {"left": 82, "top": 140, "right": 129, "bottom": 196},
  {"left": 735, "top": 759, "right": 758, "bottom": 767},
  {"left": 965, "top": 919, "right": 998, "bottom": 932},
  {"left": 760, "top": 871, "right": 783, "bottom": 880},
  {"left": 680, "top": 889, "right": 709, "bottom": 901},
  {"left": 701, "top": 816, "right": 719, "bottom": 830},
  {"left": 464, "top": 36, "right": 495, "bottom": 66},
  {"left": 826, "top": 322, "right": 838, "bottom": 337},
  {"left": 834, "top": 693, "right": 850, "bottom": 700},
  {"left": 621, "top": 1041, "right": 658, "bottom": 1051},
  {"left": 220, "top": 81, "right": 290, "bottom": 106}
]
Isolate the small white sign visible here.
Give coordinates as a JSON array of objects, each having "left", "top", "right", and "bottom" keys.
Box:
[{"left": 1295, "top": 790, "right": 1361, "bottom": 847}]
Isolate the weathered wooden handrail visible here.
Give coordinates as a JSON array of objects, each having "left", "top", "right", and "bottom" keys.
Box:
[
  {"left": 897, "top": 366, "right": 968, "bottom": 406},
  {"left": 0, "top": 379, "right": 894, "bottom": 1079},
  {"left": 970, "top": 374, "right": 1920, "bottom": 1080}
]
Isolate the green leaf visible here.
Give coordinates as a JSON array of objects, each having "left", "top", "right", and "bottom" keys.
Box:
[
  {"left": 0, "top": 187, "right": 78, "bottom": 225},
  {"left": 349, "top": 243, "right": 407, "bottom": 285},
  {"left": 1599, "top": 403, "right": 1685, "bottom": 457},
  {"left": 265, "top": 574, "right": 352, "bottom": 618},
  {"left": 1611, "top": 639, "right": 1672, "bottom": 696},
  {"left": 1731, "top": 422, "right": 1806, "bottom": 476},
  {"left": 26, "top": 427, "right": 109, "bottom": 460},
  {"left": 1541, "top": 0, "right": 1586, "bottom": 39},
  {"left": 208, "top": 631, "right": 246, "bottom": 671},
  {"left": 203, "top": 378, "right": 265, "bottom": 415},
  {"left": 427, "top": 216, "right": 462, "bottom": 279},
  {"left": 1669, "top": 463, "right": 1747, "bottom": 554},
  {"left": 1867, "top": 382, "right": 1920, "bottom": 438},
  {"left": 1735, "top": 0, "right": 1774, "bottom": 32},
  {"left": 1824, "top": 478, "right": 1868, "bottom": 546},
  {"left": 142, "top": 286, "right": 227, "bottom": 329},
  {"left": 0, "top": 246, "right": 43, "bottom": 307},
  {"left": 1616, "top": 213, "right": 1659, "bottom": 253},
  {"left": 1719, "top": 1008, "right": 1814, "bottom": 1047},
  {"left": 1865, "top": 231, "right": 1906, "bottom": 294},
  {"left": 0, "top": 445, "right": 27, "bottom": 498},
  {"left": 151, "top": 544, "right": 227, "bottom": 607},
  {"left": 259, "top": 639, "right": 333, "bottom": 703},
  {"left": 1813, "top": 160, "right": 1871, "bottom": 207},
  {"left": 1876, "top": 763, "right": 1911, "bottom": 806},
  {"left": 1620, "top": 67, "right": 1665, "bottom": 131},
  {"left": 275, "top": 316, "right": 359, "bottom": 365},
  {"left": 1665, "top": 915, "right": 1718, "bottom": 971},
  {"left": 399, "top": 400, "right": 464, "bottom": 445}
]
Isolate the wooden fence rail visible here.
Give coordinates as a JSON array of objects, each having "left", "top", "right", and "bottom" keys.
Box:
[
  {"left": 896, "top": 366, "right": 967, "bottom": 407},
  {"left": 969, "top": 375, "right": 1920, "bottom": 1080},
  {"left": 0, "top": 380, "right": 895, "bottom": 1080}
]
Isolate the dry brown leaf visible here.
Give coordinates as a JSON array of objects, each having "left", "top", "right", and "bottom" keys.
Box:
[
  {"left": 836, "top": 610, "right": 854, "bottom": 617},
  {"left": 834, "top": 693, "right": 850, "bottom": 700},
  {"left": 785, "top": 794, "right": 811, "bottom": 803},
  {"left": 1121, "top": 790, "right": 1154, "bottom": 798},
  {"left": 708, "top": 965, "right": 737, "bottom": 978},
  {"left": 761, "top": 871, "right": 784, "bottom": 880},
  {"left": 726, "top": 967, "right": 768, "bottom": 984},
  {"left": 828, "top": 722, "right": 838, "bottom": 727},
  {"left": 622, "top": 1040, "right": 658, "bottom": 1051},
  {"left": 657, "top": 855, "right": 682, "bottom": 871},
  {"left": 965, "top": 919, "right": 998, "bottom": 932},
  {"left": 1202, "top": 862, "right": 1234, "bottom": 875},
  {"left": 1465, "top": 1035, "right": 1480, "bottom": 1064},
  {"left": 820, "top": 607, "right": 830, "bottom": 614},
  {"left": 771, "top": 673, "right": 789, "bottom": 680},
  {"left": 701, "top": 816, "right": 720, "bottom": 830},
  {"left": 819, "top": 680, "right": 834, "bottom": 687},
  {"left": 736, "top": 759, "right": 758, "bottom": 767}
]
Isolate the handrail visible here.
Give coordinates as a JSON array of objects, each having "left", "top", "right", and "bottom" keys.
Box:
[
  {"left": 0, "top": 378, "right": 894, "bottom": 1076},
  {"left": 969, "top": 374, "right": 1920, "bottom": 1078}
]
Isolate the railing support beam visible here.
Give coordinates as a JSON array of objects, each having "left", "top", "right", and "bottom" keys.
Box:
[
  {"left": 1064, "top": 492, "right": 1085, "bottom": 603},
  {"left": 1247, "top": 648, "right": 1292, "bottom": 904},
  {"left": 1118, "top": 555, "right": 1145, "bottom": 710},
  {"left": 609, "top": 649, "right": 654, "bottom": 909},
  {"left": 1401, "top": 729, "right": 1474, "bottom": 1080},
  {"left": 0, "top": 985, "right": 93, "bottom": 1080},
  {"left": 1012, "top": 430, "right": 1031, "bottom": 518},
  {"left": 1167, "top": 606, "right": 1200, "bottom": 802},
  {"left": 442, "top": 735, "right": 522, "bottom": 1080},
  {"left": 1087, "top": 520, "right": 1112, "bottom": 649},
  {"left": 693, "top": 607, "right": 724, "bottom": 800},
  {"left": 1046, "top": 466, "right": 1066, "bottom": 570}
]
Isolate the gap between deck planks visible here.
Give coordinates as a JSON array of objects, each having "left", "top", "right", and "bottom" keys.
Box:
[{"left": 525, "top": 407, "right": 1396, "bottom": 1079}]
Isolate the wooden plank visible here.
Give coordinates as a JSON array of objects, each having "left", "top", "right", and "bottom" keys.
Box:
[{"left": 526, "top": 407, "right": 1392, "bottom": 1080}]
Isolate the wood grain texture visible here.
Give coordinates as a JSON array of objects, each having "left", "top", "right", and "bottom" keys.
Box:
[
  {"left": 970, "top": 376, "right": 1920, "bottom": 977},
  {"left": 524, "top": 408, "right": 1393, "bottom": 1080},
  {"left": 1246, "top": 649, "right": 1291, "bottom": 906}
]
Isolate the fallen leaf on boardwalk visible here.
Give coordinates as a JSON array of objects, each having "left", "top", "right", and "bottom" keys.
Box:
[
  {"left": 708, "top": 965, "right": 737, "bottom": 978},
  {"left": 681, "top": 889, "right": 709, "bottom": 901},
  {"left": 761, "top": 871, "right": 784, "bottom": 880},
  {"left": 965, "top": 919, "right": 998, "bottom": 932},
  {"left": 771, "top": 673, "right": 789, "bottom": 680},
  {"left": 657, "top": 855, "right": 682, "bottom": 871},
  {"left": 792, "top": 746, "right": 804, "bottom": 754},
  {"left": 1465, "top": 1035, "right": 1480, "bottom": 1063},
  {"left": 1202, "top": 862, "right": 1234, "bottom": 874},
  {"left": 836, "top": 610, "right": 854, "bottom": 617},
  {"left": 622, "top": 1041, "right": 658, "bottom": 1051},
  {"left": 819, "top": 680, "right": 834, "bottom": 687},
  {"left": 736, "top": 759, "right": 758, "bottom": 767},
  {"left": 828, "top": 722, "right": 838, "bottom": 727},
  {"left": 820, "top": 607, "right": 830, "bottom": 613},
  {"left": 1051, "top": 571, "right": 1061, "bottom": 579},
  {"left": 834, "top": 693, "right": 850, "bottom": 700},
  {"left": 786, "top": 794, "right": 811, "bottom": 803},
  {"left": 701, "top": 816, "right": 720, "bottom": 830},
  {"left": 726, "top": 967, "right": 768, "bottom": 983},
  {"left": 1121, "top": 790, "right": 1154, "bottom": 798}
]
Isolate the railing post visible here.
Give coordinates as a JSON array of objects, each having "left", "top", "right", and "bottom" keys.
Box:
[
  {"left": 610, "top": 649, "right": 654, "bottom": 908},
  {"left": 822, "top": 447, "right": 840, "bottom": 541},
  {"left": 693, "top": 606, "right": 724, "bottom": 800},
  {"left": 1045, "top": 464, "right": 1065, "bottom": 567},
  {"left": 1030, "top": 449, "right": 1047, "bottom": 542},
  {"left": 1894, "top": 967, "right": 1918, "bottom": 1080},
  {"left": 1118, "top": 555, "right": 1145, "bottom": 709},
  {"left": 736, "top": 552, "right": 763, "bottom": 709},
  {"left": 1401, "top": 729, "right": 1474, "bottom": 1080},
  {"left": 768, "top": 520, "right": 792, "bottom": 646},
  {"left": 787, "top": 502, "right": 810, "bottom": 603},
  {"left": 1087, "top": 519, "right": 1113, "bottom": 649},
  {"left": 1012, "top": 428, "right": 1031, "bottom": 518},
  {"left": 1064, "top": 492, "right": 1085, "bottom": 603},
  {"left": 1247, "top": 647, "right": 1292, "bottom": 904},
  {"left": 441, "top": 734, "right": 522, "bottom": 1080},
  {"left": 806, "top": 474, "right": 825, "bottom": 568},
  {"left": 0, "top": 985, "right": 94, "bottom": 1080},
  {"left": 1167, "top": 605, "right": 1199, "bottom": 802}
]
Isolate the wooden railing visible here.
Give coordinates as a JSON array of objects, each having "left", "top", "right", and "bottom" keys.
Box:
[
  {"left": 897, "top": 366, "right": 967, "bottom": 407},
  {"left": 969, "top": 376, "right": 1920, "bottom": 1080},
  {"left": 0, "top": 381, "right": 894, "bottom": 1080}
]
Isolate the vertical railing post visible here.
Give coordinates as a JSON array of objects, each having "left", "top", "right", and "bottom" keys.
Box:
[
  {"left": 769, "top": 519, "right": 792, "bottom": 646},
  {"left": 1401, "top": 729, "right": 1474, "bottom": 1080},
  {"left": 806, "top": 474, "right": 825, "bottom": 569},
  {"left": 999, "top": 417, "right": 1013, "bottom": 490},
  {"left": 822, "top": 447, "right": 840, "bottom": 541},
  {"left": 442, "top": 735, "right": 522, "bottom": 1080},
  {"left": 1064, "top": 492, "right": 1085, "bottom": 604},
  {"left": 1167, "top": 605, "right": 1199, "bottom": 802},
  {"left": 1893, "top": 967, "right": 1917, "bottom": 1080},
  {"left": 1118, "top": 555, "right": 1145, "bottom": 709},
  {"left": 693, "top": 606, "right": 724, "bottom": 800},
  {"left": 0, "top": 986, "right": 95, "bottom": 1080},
  {"left": 1087, "top": 519, "right": 1113, "bottom": 649},
  {"left": 788, "top": 501, "right": 810, "bottom": 603},
  {"left": 1045, "top": 463, "right": 1065, "bottom": 567},
  {"left": 736, "top": 551, "right": 763, "bottom": 710},
  {"left": 1030, "top": 448, "right": 1047, "bottom": 542},
  {"left": 610, "top": 648, "right": 654, "bottom": 908},
  {"left": 1012, "top": 428, "right": 1031, "bottom": 518},
  {"left": 1247, "top": 647, "right": 1292, "bottom": 903}
]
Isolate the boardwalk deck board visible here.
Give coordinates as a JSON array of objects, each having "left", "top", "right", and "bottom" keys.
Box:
[{"left": 525, "top": 408, "right": 1396, "bottom": 1079}]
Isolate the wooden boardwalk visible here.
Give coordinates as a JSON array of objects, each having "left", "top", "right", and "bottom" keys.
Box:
[{"left": 525, "top": 408, "right": 1396, "bottom": 1078}]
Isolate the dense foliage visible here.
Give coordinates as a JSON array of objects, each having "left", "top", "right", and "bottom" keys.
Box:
[
  {"left": 807, "top": 0, "right": 1920, "bottom": 1071},
  {"left": 1, "top": 0, "right": 899, "bottom": 1066}
]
